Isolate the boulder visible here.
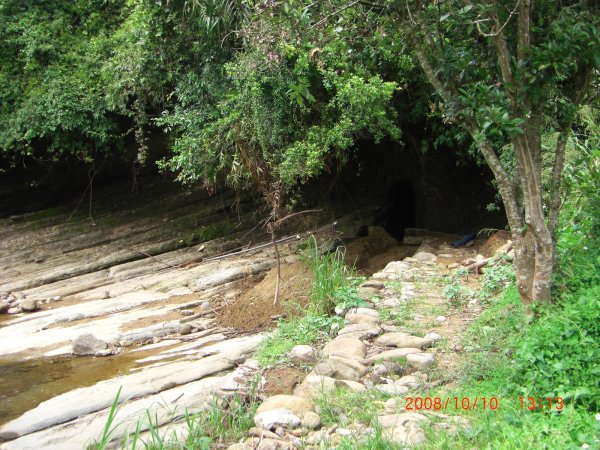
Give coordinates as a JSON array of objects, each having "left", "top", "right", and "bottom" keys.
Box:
[
  {"left": 360, "top": 280, "right": 384, "bottom": 290},
  {"left": 288, "top": 345, "right": 317, "bottom": 364},
  {"left": 247, "top": 437, "right": 291, "bottom": 450},
  {"left": 18, "top": 299, "right": 40, "bottom": 312},
  {"left": 301, "top": 411, "right": 321, "bottom": 429},
  {"left": 293, "top": 375, "right": 337, "bottom": 398},
  {"left": 337, "top": 380, "right": 366, "bottom": 392},
  {"left": 382, "top": 261, "right": 410, "bottom": 273},
  {"left": 373, "top": 360, "right": 405, "bottom": 377},
  {"left": 406, "top": 353, "right": 436, "bottom": 369},
  {"left": 256, "top": 395, "right": 314, "bottom": 417},
  {"left": 227, "top": 444, "right": 253, "bottom": 450},
  {"left": 424, "top": 332, "right": 443, "bottom": 342},
  {"left": 412, "top": 252, "right": 437, "bottom": 262},
  {"left": 344, "top": 313, "right": 379, "bottom": 324},
  {"left": 0, "top": 302, "right": 10, "bottom": 314},
  {"left": 314, "top": 358, "right": 367, "bottom": 381},
  {"left": 322, "top": 337, "right": 366, "bottom": 359},
  {"left": 395, "top": 375, "right": 422, "bottom": 388},
  {"left": 254, "top": 408, "right": 301, "bottom": 430},
  {"left": 337, "top": 322, "right": 382, "bottom": 340},
  {"left": 374, "top": 384, "right": 410, "bottom": 395},
  {"left": 71, "top": 334, "right": 108, "bottom": 356},
  {"left": 178, "top": 324, "right": 193, "bottom": 335},
  {"left": 366, "top": 348, "right": 421, "bottom": 364},
  {"left": 378, "top": 413, "right": 429, "bottom": 429},
  {"left": 375, "top": 332, "right": 432, "bottom": 349}
]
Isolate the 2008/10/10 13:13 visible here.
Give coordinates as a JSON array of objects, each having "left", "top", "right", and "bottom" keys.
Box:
[{"left": 519, "top": 397, "right": 564, "bottom": 410}]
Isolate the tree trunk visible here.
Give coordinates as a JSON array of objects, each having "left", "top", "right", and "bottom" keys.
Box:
[{"left": 513, "top": 135, "right": 555, "bottom": 303}]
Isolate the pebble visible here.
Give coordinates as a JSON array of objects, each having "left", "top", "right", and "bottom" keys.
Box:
[
  {"left": 179, "top": 309, "right": 194, "bottom": 317},
  {"left": 435, "top": 316, "right": 447, "bottom": 322}
]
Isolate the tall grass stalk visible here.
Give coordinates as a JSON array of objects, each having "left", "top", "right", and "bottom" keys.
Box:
[
  {"left": 90, "top": 386, "right": 123, "bottom": 450},
  {"left": 301, "top": 235, "right": 353, "bottom": 315}
]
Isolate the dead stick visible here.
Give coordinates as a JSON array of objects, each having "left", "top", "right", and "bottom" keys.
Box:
[{"left": 271, "top": 228, "right": 281, "bottom": 305}]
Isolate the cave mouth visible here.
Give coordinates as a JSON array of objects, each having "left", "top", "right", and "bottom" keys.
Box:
[{"left": 375, "top": 181, "right": 416, "bottom": 241}]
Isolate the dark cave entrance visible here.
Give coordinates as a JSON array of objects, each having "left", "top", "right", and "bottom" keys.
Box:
[{"left": 376, "top": 181, "right": 416, "bottom": 241}]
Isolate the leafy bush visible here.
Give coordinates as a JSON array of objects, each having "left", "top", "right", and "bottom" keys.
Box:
[
  {"left": 479, "top": 257, "right": 515, "bottom": 301},
  {"left": 512, "top": 285, "right": 600, "bottom": 408}
]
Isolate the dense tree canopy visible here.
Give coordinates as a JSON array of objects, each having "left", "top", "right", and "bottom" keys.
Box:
[{"left": 0, "top": 0, "right": 598, "bottom": 302}]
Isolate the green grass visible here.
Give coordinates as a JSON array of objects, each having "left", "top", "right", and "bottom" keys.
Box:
[
  {"left": 88, "top": 386, "right": 123, "bottom": 450},
  {"left": 300, "top": 235, "right": 361, "bottom": 316},
  {"left": 313, "top": 387, "right": 391, "bottom": 427},
  {"left": 97, "top": 386, "right": 260, "bottom": 449},
  {"left": 418, "top": 285, "right": 600, "bottom": 449}
]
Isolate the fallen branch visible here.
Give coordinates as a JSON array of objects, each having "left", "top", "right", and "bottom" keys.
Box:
[{"left": 465, "top": 257, "right": 492, "bottom": 274}]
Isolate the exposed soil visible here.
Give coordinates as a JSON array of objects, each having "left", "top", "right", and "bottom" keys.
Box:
[
  {"left": 261, "top": 367, "right": 305, "bottom": 396},
  {"left": 215, "top": 262, "right": 313, "bottom": 332},
  {"left": 344, "top": 226, "right": 409, "bottom": 275},
  {"left": 478, "top": 230, "right": 512, "bottom": 257}
]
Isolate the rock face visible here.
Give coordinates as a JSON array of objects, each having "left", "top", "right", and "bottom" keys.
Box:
[{"left": 71, "top": 333, "right": 108, "bottom": 356}]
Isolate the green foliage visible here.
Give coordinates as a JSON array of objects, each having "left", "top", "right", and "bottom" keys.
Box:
[
  {"left": 257, "top": 235, "right": 360, "bottom": 366},
  {"left": 300, "top": 235, "right": 361, "bottom": 316},
  {"left": 555, "top": 107, "right": 600, "bottom": 294},
  {"left": 478, "top": 257, "right": 515, "bottom": 301},
  {"left": 513, "top": 286, "right": 600, "bottom": 408}
]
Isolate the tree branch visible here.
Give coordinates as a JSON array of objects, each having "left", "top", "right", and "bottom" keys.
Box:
[
  {"left": 548, "top": 66, "right": 593, "bottom": 236},
  {"left": 517, "top": 0, "right": 531, "bottom": 60}
]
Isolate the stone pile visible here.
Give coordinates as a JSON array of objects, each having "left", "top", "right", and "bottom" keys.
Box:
[
  {"left": 225, "top": 238, "right": 471, "bottom": 449},
  {"left": 0, "top": 291, "right": 45, "bottom": 315}
]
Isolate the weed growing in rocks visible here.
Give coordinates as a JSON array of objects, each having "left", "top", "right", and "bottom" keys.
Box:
[
  {"left": 256, "top": 313, "right": 343, "bottom": 366},
  {"left": 313, "top": 387, "right": 390, "bottom": 427},
  {"left": 301, "top": 235, "right": 361, "bottom": 316}
]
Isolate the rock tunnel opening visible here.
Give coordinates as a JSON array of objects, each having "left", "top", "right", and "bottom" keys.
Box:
[{"left": 374, "top": 181, "right": 416, "bottom": 241}]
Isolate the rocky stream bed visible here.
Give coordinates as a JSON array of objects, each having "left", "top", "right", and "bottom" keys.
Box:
[{"left": 0, "top": 179, "right": 511, "bottom": 449}]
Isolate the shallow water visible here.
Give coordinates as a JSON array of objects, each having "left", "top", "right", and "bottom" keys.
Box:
[{"left": 0, "top": 348, "right": 165, "bottom": 426}]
